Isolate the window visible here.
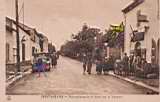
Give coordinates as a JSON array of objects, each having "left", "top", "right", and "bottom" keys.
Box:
[
  {"left": 137, "top": 10, "right": 148, "bottom": 27},
  {"left": 157, "top": 39, "right": 160, "bottom": 64},
  {"left": 151, "top": 39, "right": 157, "bottom": 63},
  {"left": 6, "top": 43, "right": 10, "bottom": 62},
  {"left": 32, "top": 47, "right": 35, "bottom": 56},
  {"left": 135, "top": 42, "right": 141, "bottom": 57},
  {"left": 6, "top": 18, "right": 13, "bottom": 33},
  {"left": 22, "top": 43, "right": 25, "bottom": 61}
]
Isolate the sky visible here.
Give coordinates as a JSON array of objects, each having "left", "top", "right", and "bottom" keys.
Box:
[{"left": 6, "top": 0, "right": 131, "bottom": 50}]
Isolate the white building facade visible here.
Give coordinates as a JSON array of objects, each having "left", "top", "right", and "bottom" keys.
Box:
[
  {"left": 37, "top": 33, "right": 48, "bottom": 53},
  {"left": 122, "top": 0, "right": 160, "bottom": 65},
  {"left": 6, "top": 17, "right": 41, "bottom": 64},
  {"left": 41, "top": 35, "right": 48, "bottom": 53},
  {"left": 6, "top": 17, "right": 17, "bottom": 64}
]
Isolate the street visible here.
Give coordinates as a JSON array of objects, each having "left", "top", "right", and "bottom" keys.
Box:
[{"left": 6, "top": 56, "right": 151, "bottom": 95}]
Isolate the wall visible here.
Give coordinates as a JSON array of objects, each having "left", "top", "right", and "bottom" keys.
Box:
[
  {"left": 18, "top": 27, "right": 31, "bottom": 62},
  {"left": 124, "top": 0, "right": 160, "bottom": 63},
  {"left": 43, "top": 39, "right": 48, "bottom": 53},
  {"left": 30, "top": 33, "right": 41, "bottom": 56},
  {"left": 6, "top": 27, "right": 16, "bottom": 64}
]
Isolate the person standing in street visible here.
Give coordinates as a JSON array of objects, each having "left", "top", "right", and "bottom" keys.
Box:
[
  {"left": 37, "top": 57, "right": 47, "bottom": 77},
  {"left": 129, "top": 54, "right": 134, "bottom": 76},
  {"left": 135, "top": 55, "right": 142, "bottom": 77},
  {"left": 95, "top": 48, "right": 103, "bottom": 75},
  {"left": 82, "top": 53, "right": 87, "bottom": 74},
  {"left": 122, "top": 53, "right": 129, "bottom": 76},
  {"left": 86, "top": 52, "right": 93, "bottom": 75},
  {"left": 51, "top": 52, "right": 58, "bottom": 68},
  {"left": 82, "top": 52, "right": 93, "bottom": 75}
]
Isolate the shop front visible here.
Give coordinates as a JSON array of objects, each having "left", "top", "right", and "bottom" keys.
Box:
[{"left": 130, "top": 31, "right": 146, "bottom": 59}]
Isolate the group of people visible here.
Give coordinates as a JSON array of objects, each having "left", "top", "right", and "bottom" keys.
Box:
[
  {"left": 82, "top": 51, "right": 114, "bottom": 75},
  {"left": 34, "top": 52, "right": 59, "bottom": 77},
  {"left": 116, "top": 52, "right": 158, "bottom": 78},
  {"left": 81, "top": 51, "right": 156, "bottom": 77}
]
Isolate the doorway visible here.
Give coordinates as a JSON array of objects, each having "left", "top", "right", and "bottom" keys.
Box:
[
  {"left": 22, "top": 43, "right": 25, "bottom": 61},
  {"left": 135, "top": 41, "right": 141, "bottom": 57}
]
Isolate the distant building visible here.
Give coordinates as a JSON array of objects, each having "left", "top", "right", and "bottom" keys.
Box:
[
  {"left": 37, "top": 33, "right": 49, "bottom": 53},
  {"left": 48, "top": 43, "right": 56, "bottom": 53},
  {"left": 122, "top": 0, "right": 160, "bottom": 65}
]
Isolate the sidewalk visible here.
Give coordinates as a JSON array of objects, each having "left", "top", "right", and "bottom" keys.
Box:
[
  {"left": 108, "top": 71, "right": 159, "bottom": 94},
  {"left": 6, "top": 68, "right": 32, "bottom": 88},
  {"left": 79, "top": 62, "right": 160, "bottom": 94},
  {"left": 6, "top": 64, "right": 32, "bottom": 79}
]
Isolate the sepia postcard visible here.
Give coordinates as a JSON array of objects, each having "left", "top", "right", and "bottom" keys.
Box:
[{"left": 0, "top": 0, "right": 160, "bottom": 102}]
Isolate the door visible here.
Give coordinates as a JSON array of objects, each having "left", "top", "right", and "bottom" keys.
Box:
[
  {"left": 157, "top": 39, "right": 160, "bottom": 66},
  {"left": 22, "top": 43, "right": 25, "bottom": 61},
  {"left": 6, "top": 43, "right": 10, "bottom": 62}
]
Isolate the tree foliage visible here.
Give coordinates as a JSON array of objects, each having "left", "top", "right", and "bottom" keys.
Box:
[
  {"left": 60, "top": 23, "right": 124, "bottom": 58},
  {"left": 61, "top": 24, "right": 101, "bottom": 58},
  {"left": 102, "top": 23, "right": 124, "bottom": 48}
]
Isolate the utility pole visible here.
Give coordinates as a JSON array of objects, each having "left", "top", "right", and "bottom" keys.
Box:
[
  {"left": 15, "top": 0, "right": 20, "bottom": 72},
  {"left": 158, "top": 0, "right": 160, "bottom": 20}
]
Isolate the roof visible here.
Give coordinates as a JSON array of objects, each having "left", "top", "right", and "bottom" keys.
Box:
[
  {"left": 37, "top": 33, "right": 48, "bottom": 41},
  {"left": 122, "top": 0, "right": 144, "bottom": 14},
  {"left": 6, "top": 16, "right": 48, "bottom": 41},
  {"left": 6, "top": 17, "right": 35, "bottom": 36}
]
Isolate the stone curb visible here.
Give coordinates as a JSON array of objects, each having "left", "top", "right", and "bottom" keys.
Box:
[
  {"left": 108, "top": 71, "right": 159, "bottom": 94},
  {"left": 6, "top": 69, "right": 32, "bottom": 88}
]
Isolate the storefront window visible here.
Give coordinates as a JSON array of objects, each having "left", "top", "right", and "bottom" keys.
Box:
[
  {"left": 32, "top": 47, "right": 35, "bottom": 56},
  {"left": 151, "top": 39, "right": 156, "bottom": 63},
  {"left": 157, "top": 39, "right": 160, "bottom": 65},
  {"left": 6, "top": 43, "right": 10, "bottom": 62}
]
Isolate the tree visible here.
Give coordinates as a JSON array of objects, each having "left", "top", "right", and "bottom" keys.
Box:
[
  {"left": 102, "top": 22, "right": 124, "bottom": 48},
  {"left": 61, "top": 24, "right": 101, "bottom": 59},
  {"left": 73, "top": 24, "right": 100, "bottom": 53}
]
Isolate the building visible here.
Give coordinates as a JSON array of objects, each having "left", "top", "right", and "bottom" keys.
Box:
[
  {"left": 48, "top": 43, "right": 56, "bottom": 53},
  {"left": 122, "top": 0, "right": 160, "bottom": 65},
  {"left": 6, "top": 17, "right": 47, "bottom": 66},
  {"left": 37, "top": 33, "right": 49, "bottom": 53},
  {"left": 6, "top": 17, "right": 17, "bottom": 64},
  {"left": 6, "top": 17, "right": 36, "bottom": 64}
]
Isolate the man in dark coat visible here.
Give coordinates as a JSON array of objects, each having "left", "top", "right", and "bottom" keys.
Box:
[
  {"left": 95, "top": 48, "right": 103, "bottom": 75},
  {"left": 51, "top": 53, "right": 58, "bottom": 68},
  {"left": 82, "top": 53, "right": 87, "bottom": 74},
  {"left": 82, "top": 52, "right": 93, "bottom": 75},
  {"left": 86, "top": 52, "right": 93, "bottom": 74},
  {"left": 122, "top": 53, "right": 129, "bottom": 76}
]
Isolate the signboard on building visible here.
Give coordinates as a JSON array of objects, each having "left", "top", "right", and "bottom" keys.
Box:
[{"left": 131, "top": 32, "right": 145, "bottom": 42}]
